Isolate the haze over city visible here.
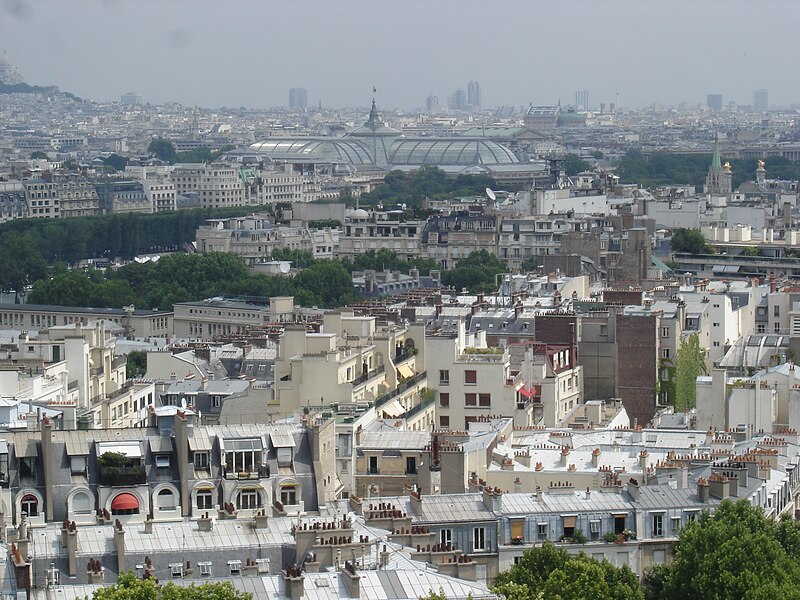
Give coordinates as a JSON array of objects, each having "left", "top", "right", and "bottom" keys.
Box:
[{"left": 2, "top": 0, "right": 799, "bottom": 110}]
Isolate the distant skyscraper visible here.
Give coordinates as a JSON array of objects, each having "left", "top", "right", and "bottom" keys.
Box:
[
  {"left": 448, "top": 88, "right": 467, "bottom": 111},
  {"left": 120, "top": 92, "right": 142, "bottom": 105},
  {"left": 753, "top": 89, "right": 768, "bottom": 111},
  {"left": 707, "top": 94, "right": 723, "bottom": 112},
  {"left": 467, "top": 80, "right": 481, "bottom": 111},
  {"left": 289, "top": 88, "right": 308, "bottom": 110},
  {"left": 426, "top": 94, "right": 440, "bottom": 112},
  {"left": 575, "top": 89, "right": 589, "bottom": 111}
]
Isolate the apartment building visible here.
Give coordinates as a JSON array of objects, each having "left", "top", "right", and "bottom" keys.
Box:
[
  {"left": 0, "top": 182, "right": 28, "bottom": 222},
  {"left": 195, "top": 215, "right": 312, "bottom": 265},
  {"left": 0, "top": 304, "right": 172, "bottom": 338},
  {"left": 338, "top": 208, "right": 424, "bottom": 261},
  {"left": 95, "top": 179, "right": 151, "bottom": 214},
  {"left": 171, "top": 163, "right": 246, "bottom": 208},
  {"left": 422, "top": 212, "right": 499, "bottom": 269},
  {"left": 23, "top": 179, "right": 59, "bottom": 218},
  {"left": 52, "top": 175, "right": 100, "bottom": 218},
  {"left": 172, "top": 297, "right": 295, "bottom": 339}
]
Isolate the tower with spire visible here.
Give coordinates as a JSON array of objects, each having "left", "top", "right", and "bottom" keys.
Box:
[{"left": 705, "top": 133, "right": 732, "bottom": 195}]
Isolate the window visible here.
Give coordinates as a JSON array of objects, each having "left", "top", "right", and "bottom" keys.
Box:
[
  {"left": 685, "top": 511, "right": 698, "bottom": 523},
  {"left": 479, "top": 393, "right": 491, "bottom": 407},
  {"left": 72, "top": 492, "right": 92, "bottom": 515},
  {"left": 439, "top": 528, "right": 452, "bottom": 547},
  {"left": 473, "top": 527, "right": 486, "bottom": 551},
  {"left": 228, "top": 560, "right": 242, "bottom": 575},
  {"left": 368, "top": 456, "right": 379, "bottom": 475},
  {"left": 439, "top": 393, "right": 450, "bottom": 407},
  {"left": 614, "top": 515, "right": 626, "bottom": 534},
  {"left": 280, "top": 484, "right": 297, "bottom": 506},
  {"left": 562, "top": 515, "right": 576, "bottom": 538},
  {"left": 196, "top": 489, "right": 214, "bottom": 510},
  {"left": 671, "top": 515, "right": 682, "bottom": 533},
  {"left": 661, "top": 326, "right": 670, "bottom": 338},
  {"left": 465, "top": 393, "right": 477, "bottom": 406},
  {"left": 157, "top": 488, "right": 176, "bottom": 510},
  {"left": 198, "top": 562, "right": 212, "bottom": 577},
  {"left": 589, "top": 520, "right": 600, "bottom": 534},
  {"left": 406, "top": 457, "right": 417, "bottom": 475},
  {"left": 713, "top": 341, "right": 720, "bottom": 347},
  {"left": 194, "top": 452, "right": 209, "bottom": 470},
  {"left": 661, "top": 348, "right": 670, "bottom": 359},
  {"left": 465, "top": 370, "right": 477, "bottom": 385},
  {"left": 712, "top": 322, "right": 720, "bottom": 327},
  {"left": 439, "top": 416, "right": 450, "bottom": 428},
  {"left": 652, "top": 513, "right": 664, "bottom": 537},
  {"left": 170, "top": 563, "right": 184, "bottom": 578},
  {"left": 439, "top": 370, "right": 450, "bottom": 385},
  {"left": 775, "top": 306, "right": 780, "bottom": 317},
  {"left": 537, "top": 523, "right": 547, "bottom": 539},
  {"left": 237, "top": 488, "right": 262, "bottom": 510},
  {"left": 155, "top": 455, "right": 170, "bottom": 469}
]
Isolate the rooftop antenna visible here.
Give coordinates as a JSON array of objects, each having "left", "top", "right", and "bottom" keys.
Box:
[{"left": 486, "top": 188, "right": 497, "bottom": 203}]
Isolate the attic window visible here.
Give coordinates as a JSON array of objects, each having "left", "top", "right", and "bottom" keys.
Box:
[
  {"left": 198, "top": 562, "right": 212, "bottom": 577},
  {"left": 155, "top": 455, "right": 170, "bottom": 469},
  {"left": 228, "top": 560, "right": 241, "bottom": 575}
]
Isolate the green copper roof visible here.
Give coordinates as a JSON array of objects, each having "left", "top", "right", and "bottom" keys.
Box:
[{"left": 711, "top": 133, "right": 721, "bottom": 170}]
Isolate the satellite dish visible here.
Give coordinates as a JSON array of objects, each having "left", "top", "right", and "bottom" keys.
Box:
[
  {"left": 181, "top": 397, "right": 187, "bottom": 409},
  {"left": 486, "top": 187, "right": 497, "bottom": 201},
  {"left": 279, "top": 262, "right": 290, "bottom": 274}
]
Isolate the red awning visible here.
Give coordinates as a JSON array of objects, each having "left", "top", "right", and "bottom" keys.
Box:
[
  {"left": 111, "top": 493, "right": 139, "bottom": 511},
  {"left": 518, "top": 386, "right": 541, "bottom": 399}
]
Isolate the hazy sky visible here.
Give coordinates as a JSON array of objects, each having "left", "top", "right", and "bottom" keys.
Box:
[{"left": 2, "top": 0, "right": 798, "bottom": 110}]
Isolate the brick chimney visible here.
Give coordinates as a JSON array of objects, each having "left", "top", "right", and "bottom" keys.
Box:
[
  {"left": 283, "top": 565, "right": 304, "bottom": 600},
  {"left": 697, "top": 478, "right": 710, "bottom": 503},
  {"left": 174, "top": 410, "right": 190, "bottom": 516},
  {"left": 114, "top": 520, "right": 126, "bottom": 575},
  {"left": 341, "top": 561, "right": 361, "bottom": 598},
  {"left": 41, "top": 416, "right": 54, "bottom": 520}
]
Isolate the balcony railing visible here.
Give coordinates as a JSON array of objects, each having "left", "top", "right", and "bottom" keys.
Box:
[
  {"left": 351, "top": 363, "right": 385, "bottom": 387},
  {"left": 374, "top": 371, "right": 427, "bottom": 409},
  {"left": 223, "top": 466, "right": 270, "bottom": 480},
  {"left": 98, "top": 464, "right": 146, "bottom": 486},
  {"left": 457, "top": 350, "right": 508, "bottom": 363}
]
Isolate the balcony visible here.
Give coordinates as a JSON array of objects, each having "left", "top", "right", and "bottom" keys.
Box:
[
  {"left": 98, "top": 464, "right": 146, "bottom": 487},
  {"left": 457, "top": 348, "right": 508, "bottom": 363},
  {"left": 223, "top": 466, "right": 270, "bottom": 481},
  {"left": 374, "top": 371, "right": 427, "bottom": 409},
  {"left": 351, "top": 363, "right": 385, "bottom": 387}
]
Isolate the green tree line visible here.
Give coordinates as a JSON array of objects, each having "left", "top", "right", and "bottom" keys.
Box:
[
  {"left": 148, "top": 138, "right": 236, "bottom": 164},
  {"left": 25, "top": 248, "right": 510, "bottom": 311},
  {"left": 0, "top": 207, "right": 270, "bottom": 294},
  {"left": 618, "top": 149, "right": 800, "bottom": 189},
  {"left": 359, "top": 165, "right": 498, "bottom": 209}
]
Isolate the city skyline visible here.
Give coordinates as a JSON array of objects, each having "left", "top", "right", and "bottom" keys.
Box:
[{"left": 1, "top": 0, "right": 799, "bottom": 111}]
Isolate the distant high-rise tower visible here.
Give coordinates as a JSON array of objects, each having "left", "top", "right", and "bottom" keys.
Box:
[
  {"left": 467, "top": 80, "right": 481, "bottom": 111},
  {"left": 289, "top": 88, "right": 308, "bottom": 110},
  {"left": 707, "top": 94, "right": 723, "bottom": 112},
  {"left": 426, "top": 94, "right": 440, "bottom": 112},
  {"left": 705, "top": 133, "right": 732, "bottom": 195},
  {"left": 575, "top": 90, "right": 589, "bottom": 111},
  {"left": 753, "top": 89, "right": 768, "bottom": 111},
  {"left": 120, "top": 92, "right": 142, "bottom": 105},
  {"left": 448, "top": 88, "right": 467, "bottom": 111}
]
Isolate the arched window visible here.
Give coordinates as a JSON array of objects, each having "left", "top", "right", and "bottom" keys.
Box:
[
  {"left": 280, "top": 483, "right": 297, "bottom": 506},
  {"left": 237, "top": 488, "right": 262, "bottom": 510},
  {"left": 111, "top": 493, "right": 139, "bottom": 516},
  {"left": 196, "top": 488, "right": 214, "bottom": 510},
  {"left": 72, "top": 492, "right": 92, "bottom": 515},
  {"left": 157, "top": 488, "right": 176, "bottom": 510},
  {"left": 21, "top": 494, "right": 38, "bottom": 517}
]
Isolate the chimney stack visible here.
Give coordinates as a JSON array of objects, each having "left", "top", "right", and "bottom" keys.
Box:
[
  {"left": 697, "top": 478, "right": 710, "bottom": 503},
  {"left": 41, "top": 416, "right": 54, "bottom": 520}
]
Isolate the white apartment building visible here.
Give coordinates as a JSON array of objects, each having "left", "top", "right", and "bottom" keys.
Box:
[
  {"left": 339, "top": 208, "right": 424, "bottom": 260},
  {"left": 141, "top": 175, "right": 176, "bottom": 212},
  {"left": 170, "top": 163, "right": 246, "bottom": 208},
  {"left": 426, "top": 318, "right": 526, "bottom": 430},
  {"left": 256, "top": 165, "right": 306, "bottom": 203},
  {"left": 195, "top": 215, "right": 312, "bottom": 265}
]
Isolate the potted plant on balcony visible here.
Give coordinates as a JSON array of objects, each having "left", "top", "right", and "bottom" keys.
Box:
[
  {"left": 622, "top": 529, "right": 636, "bottom": 541},
  {"left": 510, "top": 535, "right": 524, "bottom": 545}
]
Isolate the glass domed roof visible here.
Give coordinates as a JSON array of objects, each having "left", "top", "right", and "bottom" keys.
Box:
[
  {"left": 248, "top": 138, "right": 374, "bottom": 164},
  {"left": 387, "top": 139, "right": 519, "bottom": 166}
]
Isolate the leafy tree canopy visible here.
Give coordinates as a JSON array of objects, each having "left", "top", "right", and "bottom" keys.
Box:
[
  {"left": 441, "top": 250, "right": 508, "bottom": 293},
  {"left": 93, "top": 571, "right": 252, "bottom": 600},
  {"left": 493, "top": 542, "right": 643, "bottom": 600},
  {"left": 148, "top": 138, "right": 177, "bottom": 163},
  {"left": 670, "top": 228, "right": 709, "bottom": 255},
  {"left": 656, "top": 500, "right": 800, "bottom": 600}
]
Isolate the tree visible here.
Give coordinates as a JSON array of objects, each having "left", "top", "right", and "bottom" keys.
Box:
[
  {"left": 492, "top": 542, "right": 643, "bottom": 600},
  {"left": 93, "top": 571, "right": 252, "bottom": 599},
  {"left": 519, "top": 257, "right": 539, "bottom": 273},
  {"left": 441, "top": 250, "right": 508, "bottom": 293},
  {"left": 670, "top": 228, "right": 708, "bottom": 255},
  {"left": 659, "top": 500, "right": 800, "bottom": 599},
  {"left": 148, "top": 138, "right": 177, "bottom": 163},
  {"left": 126, "top": 350, "right": 147, "bottom": 378},
  {"left": 30, "top": 151, "right": 48, "bottom": 159},
  {"left": 563, "top": 153, "right": 592, "bottom": 176},
  {"left": 102, "top": 154, "right": 129, "bottom": 172},
  {"left": 674, "top": 333, "right": 706, "bottom": 411}
]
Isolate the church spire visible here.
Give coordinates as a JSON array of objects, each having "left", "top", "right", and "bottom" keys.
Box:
[{"left": 711, "top": 132, "right": 722, "bottom": 171}]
